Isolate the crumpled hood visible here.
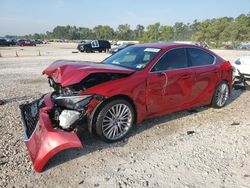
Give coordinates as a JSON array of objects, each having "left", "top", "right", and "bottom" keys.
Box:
[{"left": 43, "top": 60, "right": 134, "bottom": 87}]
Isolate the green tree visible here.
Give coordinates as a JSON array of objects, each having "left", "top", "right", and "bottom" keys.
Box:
[
  {"left": 173, "top": 22, "right": 191, "bottom": 41},
  {"left": 93, "top": 25, "right": 114, "bottom": 40},
  {"left": 192, "top": 20, "right": 211, "bottom": 42},
  {"left": 159, "top": 25, "right": 174, "bottom": 41},
  {"left": 141, "top": 22, "right": 161, "bottom": 42},
  {"left": 134, "top": 24, "right": 145, "bottom": 40},
  {"left": 33, "top": 33, "right": 41, "bottom": 39},
  {"left": 116, "top": 24, "right": 134, "bottom": 40},
  {"left": 79, "top": 27, "right": 94, "bottom": 40},
  {"left": 52, "top": 25, "right": 69, "bottom": 39}
]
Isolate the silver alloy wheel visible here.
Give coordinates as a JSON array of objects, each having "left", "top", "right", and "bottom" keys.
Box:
[
  {"left": 102, "top": 104, "right": 132, "bottom": 140},
  {"left": 215, "top": 83, "right": 229, "bottom": 107}
]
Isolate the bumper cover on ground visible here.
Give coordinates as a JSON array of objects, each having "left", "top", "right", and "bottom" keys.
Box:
[{"left": 19, "top": 93, "right": 83, "bottom": 172}]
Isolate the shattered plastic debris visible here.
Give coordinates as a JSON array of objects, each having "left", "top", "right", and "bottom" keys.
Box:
[
  {"left": 0, "top": 100, "right": 4, "bottom": 105},
  {"left": 230, "top": 122, "right": 240, "bottom": 126},
  {"left": 187, "top": 131, "right": 195, "bottom": 135}
]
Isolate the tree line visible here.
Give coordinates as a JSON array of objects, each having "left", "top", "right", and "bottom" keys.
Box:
[{"left": 22, "top": 13, "right": 249, "bottom": 48}]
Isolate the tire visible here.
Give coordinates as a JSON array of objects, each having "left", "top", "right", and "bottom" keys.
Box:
[
  {"left": 211, "top": 81, "right": 229, "bottom": 108},
  {"left": 85, "top": 48, "right": 91, "bottom": 53},
  {"left": 94, "top": 99, "right": 135, "bottom": 142},
  {"left": 79, "top": 46, "right": 85, "bottom": 52}
]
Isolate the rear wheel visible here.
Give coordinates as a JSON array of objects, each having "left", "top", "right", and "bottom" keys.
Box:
[
  {"left": 95, "top": 99, "right": 135, "bottom": 142},
  {"left": 212, "top": 81, "right": 229, "bottom": 108}
]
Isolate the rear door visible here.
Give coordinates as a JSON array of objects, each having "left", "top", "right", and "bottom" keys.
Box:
[
  {"left": 146, "top": 48, "right": 195, "bottom": 117},
  {"left": 187, "top": 48, "right": 220, "bottom": 107}
]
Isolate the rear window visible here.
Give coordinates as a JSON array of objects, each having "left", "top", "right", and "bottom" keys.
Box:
[{"left": 187, "top": 48, "right": 215, "bottom": 66}]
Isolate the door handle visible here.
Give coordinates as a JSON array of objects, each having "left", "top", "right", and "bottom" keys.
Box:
[{"left": 156, "top": 72, "right": 165, "bottom": 77}]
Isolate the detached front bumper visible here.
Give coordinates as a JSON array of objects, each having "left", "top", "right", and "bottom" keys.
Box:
[{"left": 19, "top": 93, "right": 83, "bottom": 172}]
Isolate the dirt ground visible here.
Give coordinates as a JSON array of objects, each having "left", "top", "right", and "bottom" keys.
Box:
[{"left": 0, "top": 43, "right": 249, "bottom": 188}]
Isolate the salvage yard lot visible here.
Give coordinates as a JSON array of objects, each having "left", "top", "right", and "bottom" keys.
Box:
[{"left": 0, "top": 43, "right": 250, "bottom": 188}]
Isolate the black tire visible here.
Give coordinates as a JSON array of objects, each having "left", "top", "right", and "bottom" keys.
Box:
[
  {"left": 79, "top": 46, "right": 85, "bottom": 52},
  {"left": 85, "top": 48, "right": 91, "bottom": 53},
  {"left": 211, "top": 81, "right": 229, "bottom": 108},
  {"left": 94, "top": 99, "right": 135, "bottom": 142}
]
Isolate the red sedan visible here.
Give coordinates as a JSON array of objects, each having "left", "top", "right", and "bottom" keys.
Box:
[
  {"left": 16, "top": 40, "right": 36, "bottom": 46},
  {"left": 19, "top": 43, "right": 233, "bottom": 172}
]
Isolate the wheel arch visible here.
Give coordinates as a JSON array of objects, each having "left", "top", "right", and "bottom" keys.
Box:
[{"left": 87, "top": 94, "right": 137, "bottom": 134}]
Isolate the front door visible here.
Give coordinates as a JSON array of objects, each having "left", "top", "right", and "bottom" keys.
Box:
[{"left": 146, "top": 48, "right": 194, "bottom": 117}]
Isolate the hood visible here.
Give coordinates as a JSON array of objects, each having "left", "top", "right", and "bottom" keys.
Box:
[{"left": 43, "top": 60, "right": 134, "bottom": 87}]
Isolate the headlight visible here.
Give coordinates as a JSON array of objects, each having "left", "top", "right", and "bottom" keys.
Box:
[{"left": 55, "top": 95, "right": 93, "bottom": 110}]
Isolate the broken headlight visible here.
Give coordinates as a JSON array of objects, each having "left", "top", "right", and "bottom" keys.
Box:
[{"left": 55, "top": 95, "right": 93, "bottom": 110}]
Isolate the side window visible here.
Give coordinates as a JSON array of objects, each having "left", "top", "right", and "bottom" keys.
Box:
[
  {"left": 151, "top": 48, "right": 188, "bottom": 72},
  {"left": 187, "top": 48, "right": 215, "bottom": 66}
]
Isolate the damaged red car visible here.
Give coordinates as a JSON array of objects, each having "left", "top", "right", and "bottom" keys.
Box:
[{"left": 19, "top": 43, "right": 233, "bottom": 172}]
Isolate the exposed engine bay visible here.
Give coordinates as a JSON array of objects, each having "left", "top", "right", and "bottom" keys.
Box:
[
  {"left": 48, "top": 72, "right": 130, "bottom": 95},
  {"left": 47, "top": 72, "right": 130, "bottom": 131}
]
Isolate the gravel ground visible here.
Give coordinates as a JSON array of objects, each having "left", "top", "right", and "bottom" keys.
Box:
[{"left": 0, "top": 44, "right": 250, "bottom": 188}]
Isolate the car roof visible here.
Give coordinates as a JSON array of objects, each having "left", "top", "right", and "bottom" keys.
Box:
[{"left": 133, "top": 42, "right": 199, "bottom": 50}]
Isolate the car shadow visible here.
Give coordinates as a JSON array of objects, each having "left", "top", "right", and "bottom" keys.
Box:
[
  {"left": 44, "top": 88, "right": 246, "bottom": 172},
  {"left": 227, "top": 87, "right": 246, "bottom": 105},
  {"left": 43, "top": 106, "right": 208, "bottom": 171}
]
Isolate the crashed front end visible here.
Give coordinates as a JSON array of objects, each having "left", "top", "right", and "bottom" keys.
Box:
[
  {"left": 19, "top": 60, "right": 134, "bottom": 172},
  {"left": 19, "top": 85, "right": 104, "bottom": 172}
]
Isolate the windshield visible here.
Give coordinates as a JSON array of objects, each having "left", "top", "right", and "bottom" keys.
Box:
[{"left": 103, "top": 47, "right": 161, "bottom": 70}]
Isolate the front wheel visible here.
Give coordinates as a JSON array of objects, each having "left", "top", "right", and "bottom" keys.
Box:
[
  {"left": 95, "top": 99, "right": 135, "bottom": 142},
  {"left": 79, "top": 46, "right": 85, "bottom": 52},
  {"left": 212, "top": 81, "right": 229, "bottom": 108}
]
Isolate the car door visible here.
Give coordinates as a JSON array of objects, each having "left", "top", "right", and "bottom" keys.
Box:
[
  {"left": 187, "top": 48, "right": 220, "bottom": 107},
  {"left": 146, "top": 48, "right": 195, "bottom": 117}
]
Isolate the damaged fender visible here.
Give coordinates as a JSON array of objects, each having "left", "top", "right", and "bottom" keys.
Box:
[{"left": 20, "top": 93, "right": 83, "bottom": 172}]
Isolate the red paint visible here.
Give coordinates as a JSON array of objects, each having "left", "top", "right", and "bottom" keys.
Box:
[
  {"left": 24, "top": 93, "right": 83, "bottom": 172},
  {"left": 16, "top": 40, "right": 36, "bottom": 46},
  {"left": 43, "top": 60, "right": 134, "bottom": 87},
  {"left": 23, "top": 43, "right": 232, "bottom": 172},
  {"left": 81, "top": 44, "right": 232, "bottom": 123}
]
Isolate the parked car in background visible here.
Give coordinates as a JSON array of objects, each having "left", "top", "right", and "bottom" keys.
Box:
[
  {"left": 0, "top": 39, "right": 10, "bottom": 46},
  {"left": 32, "top": 39, "right": 43, "bottom": 45},
  {"left": 16, "top": 40, "right": 36, "bottom": 46},
  {"left": 233, "top": 56, "right": 250, "bottom": 79},
  {"left": 6, "top": 39, "right": 17, "bottom": 46},
  {"left": 77, "top": 40, "right": 111, "bottom": 53},
  {"left": 195, "top": 41, "right": 209, "bottom": 49},
  {"left": 109, "top": 43, "right": 134, "bottom": 54},
  {"left": 19, "top": 43, "right": 232, "bottom": 172},
  {"left": 237, "top": 44, "right": 250, "bottom": 50}
]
